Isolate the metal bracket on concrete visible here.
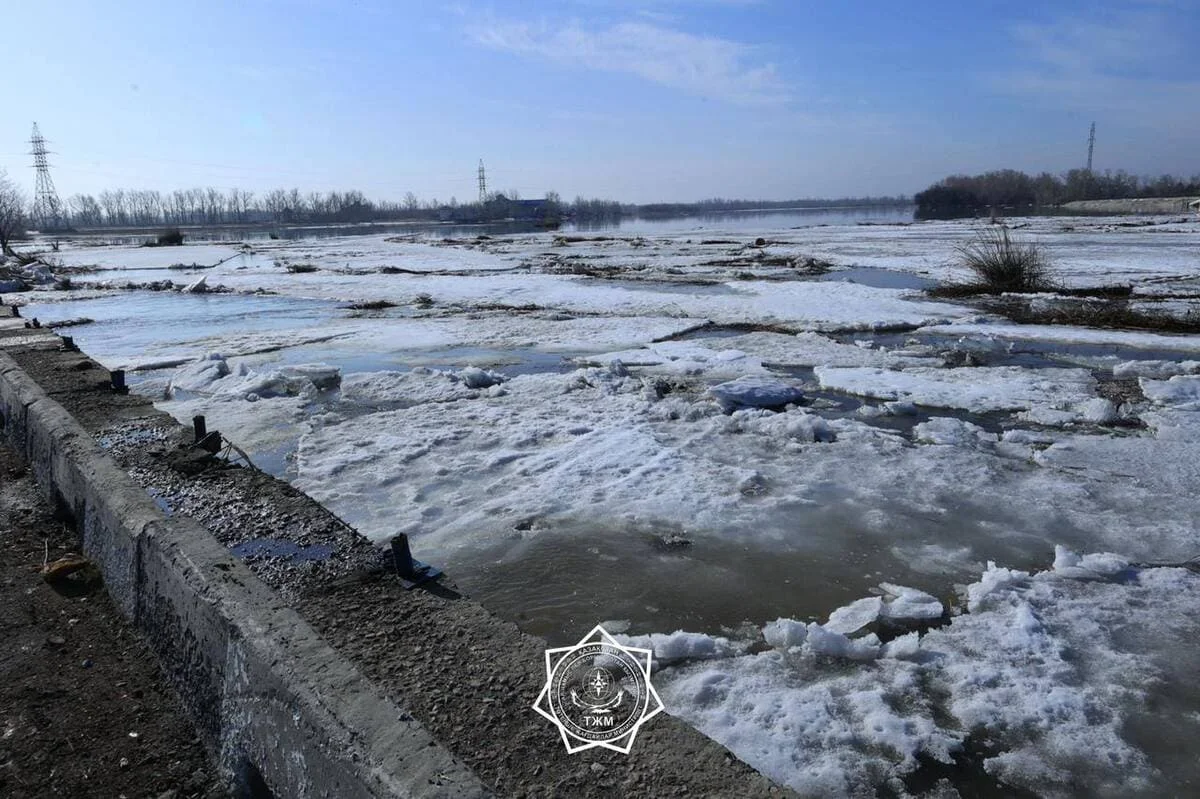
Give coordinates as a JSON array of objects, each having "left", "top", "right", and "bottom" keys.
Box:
[
  {"left": 386, "top": 534, "right": 443, "bottom": 590},
  {"left": 110, "top": 369, "right": 129, "bottom": 394}
]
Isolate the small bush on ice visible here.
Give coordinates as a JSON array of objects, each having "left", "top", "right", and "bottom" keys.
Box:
[{"left": 957, "top": 227, "right": 1053, "bottom": 292}]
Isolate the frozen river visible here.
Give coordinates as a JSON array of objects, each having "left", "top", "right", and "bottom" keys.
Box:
[{"left": 16, "top": 210, "right": 1200, "bottom": 796}]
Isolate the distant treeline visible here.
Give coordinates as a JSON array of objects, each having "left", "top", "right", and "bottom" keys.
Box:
[
  {"left": 915, "top": 169, "right": 1200, "bottom": 219},
  {"left": 628, "top": 196, "right": 909, "bottom": 218},
  {"left": 55, "top": 186, "right": 904, "bottom": 230},
  {"left": 62, "top": 187, "right": 576, "bottom": 228}
]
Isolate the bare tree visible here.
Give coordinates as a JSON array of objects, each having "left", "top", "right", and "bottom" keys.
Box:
[
  {"left": 0, "top": 170, "right": 28, "bottom": 256},
  {"left": 67, "top": 194, "right": 103, "bottom": 227}
]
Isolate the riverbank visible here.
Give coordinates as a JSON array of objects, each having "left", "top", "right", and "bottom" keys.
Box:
[{"left": 0, "top": 306, "right": 790, "bottom": 797}]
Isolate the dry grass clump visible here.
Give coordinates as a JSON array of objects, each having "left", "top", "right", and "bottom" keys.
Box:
[{"left": 956, "top": 227, "right": 1053, "bottom": 292}]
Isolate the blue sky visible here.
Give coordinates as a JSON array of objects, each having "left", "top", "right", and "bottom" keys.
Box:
[{"left": 4, "top": 0, "right": 1197, "bottom": 204}]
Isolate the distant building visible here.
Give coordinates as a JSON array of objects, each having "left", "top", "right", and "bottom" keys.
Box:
[{"left": 487, "top": 194, "right": 560, "bottom": 226}]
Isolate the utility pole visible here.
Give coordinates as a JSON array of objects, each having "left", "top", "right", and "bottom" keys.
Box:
[
  {"left": 478, "top": 159, "right": 488, "bottom": 204},
  {"left": 30, "top": 122, "right": 66, "bottom": 231},
  {"left": 1086, "top": 122, "right": 1096, "bottom": 173}
]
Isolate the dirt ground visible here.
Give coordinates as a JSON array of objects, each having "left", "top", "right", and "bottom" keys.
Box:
[{"left": 0, "top": 438, "right": 225, "bottom": 799}]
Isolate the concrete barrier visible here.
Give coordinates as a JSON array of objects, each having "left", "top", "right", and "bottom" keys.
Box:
[
  {"left": 0, "top": 342, "right": 488, "bottom": 798},
  {"left": 1062, "top": 197, "right": 1199, "bottom": 215}
]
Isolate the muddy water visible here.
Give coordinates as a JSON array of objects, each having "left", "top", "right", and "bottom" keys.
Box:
[{"left": 448, "top": 488, "right": 1072, "bottom": 647}]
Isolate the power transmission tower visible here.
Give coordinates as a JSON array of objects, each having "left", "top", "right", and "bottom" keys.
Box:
[
  {"left": 1086, "top": 122, "right": 1096, "bottom": 173},
  {"left": 30, "top": 122, "right": 66, "bottom": 231},
  {"left": 478, "top": 159, "right": 488, "bottom": 204}
]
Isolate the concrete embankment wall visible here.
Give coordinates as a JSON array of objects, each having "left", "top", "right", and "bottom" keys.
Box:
[
  {"left": 1062, "top": 197, "right": 1199, "bottom": 215},
  {"left": 0, "top": 311, "right": 487, "bottom": 797}
]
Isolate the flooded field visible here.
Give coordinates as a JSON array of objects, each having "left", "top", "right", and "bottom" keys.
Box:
[{"left": 16, "top": 210, "right": 1200, "bottom": 796}]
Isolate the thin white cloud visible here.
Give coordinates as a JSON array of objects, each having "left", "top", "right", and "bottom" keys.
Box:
[
  {"left": 468, "top": 17, "right": 790, "bottom": 105},
  {"left": 994, "top": 8, "right": 1198, "bottom": 126}
]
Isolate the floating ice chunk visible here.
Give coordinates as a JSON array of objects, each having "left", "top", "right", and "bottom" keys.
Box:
[
  {"left": 457, "top": 366, "right": 505, "bottom": 389},
  {"left": 182, "top": 275, "right": 208, "bottom": 293},
  {"left": 878, "top": 583, "right": 944, "bottom": 621},
  {"left": 1050, "top": 545, "right": 1131, "bottom": 580},
  {"left": 1074, "top": 397, "right": 1119, "bottom": 424},
  {"left": 732, "top": 407, "right": 835, "bottom": 442},
  {"left": 340, "top": 369, "right": 480, "bottom": 404},
  {"left": 167, "top": 353, "right": 230, "bottom": 393},
  {"left": 1141, "top": 409, "right": 1200, "bottom": 442},
  {"left": 280, "top": 363, "right": 341, "bottom": 390},
  {"left": 1112, "top": 359, "right": 1200, "bottom": 379},
  {"left": 816, "top": 364, "right": 1094, "bottom": 413},
  {"left": 211, "top": 362, "right": 341, "bottom": 400},
  {"left": 1000, "top": 429, "right": 1057, "bottom": 445},
  {"left": 913, "top": 417, "right": 997, "bottom": 447},
  {"left": 615, "top": 630, "right": 741, "bottom": 664},
  {"left": 706, "top": 376, "right": 805, "bottom": 413},
  {"left": 762, "top": 618, "right": 808, "bottom": 651},
  {"left": 1140, "top": 375, "right": 1200, "bottom": 409},
  {"left": 1019, "top": 397, "right": 1120, "bottom": 427},
  {"left": 1052, "top": 545, "right": 1083, "bottom": 571},
  {"left": 880, "top": 631, "right": 921, "bottom": 660},
  {"left": 1017, "top": 407, "right": 1079, "bottom": 426},
  {"left": 805, "top": 625, "right": 881, "bottom": 660},
  {"left": 825, "top": 597, "right": 882, "bottom": 634},
  {"left": 966, "top": 562, "right": 1031, "bottom": 612},
  {"left": 884, "top": 400, "right": 917, "bottom": 416}
]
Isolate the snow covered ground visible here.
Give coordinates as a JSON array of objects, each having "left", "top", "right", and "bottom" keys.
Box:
[{"left": 15, "top": 212, "right": 1200, "bottom": 796}]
